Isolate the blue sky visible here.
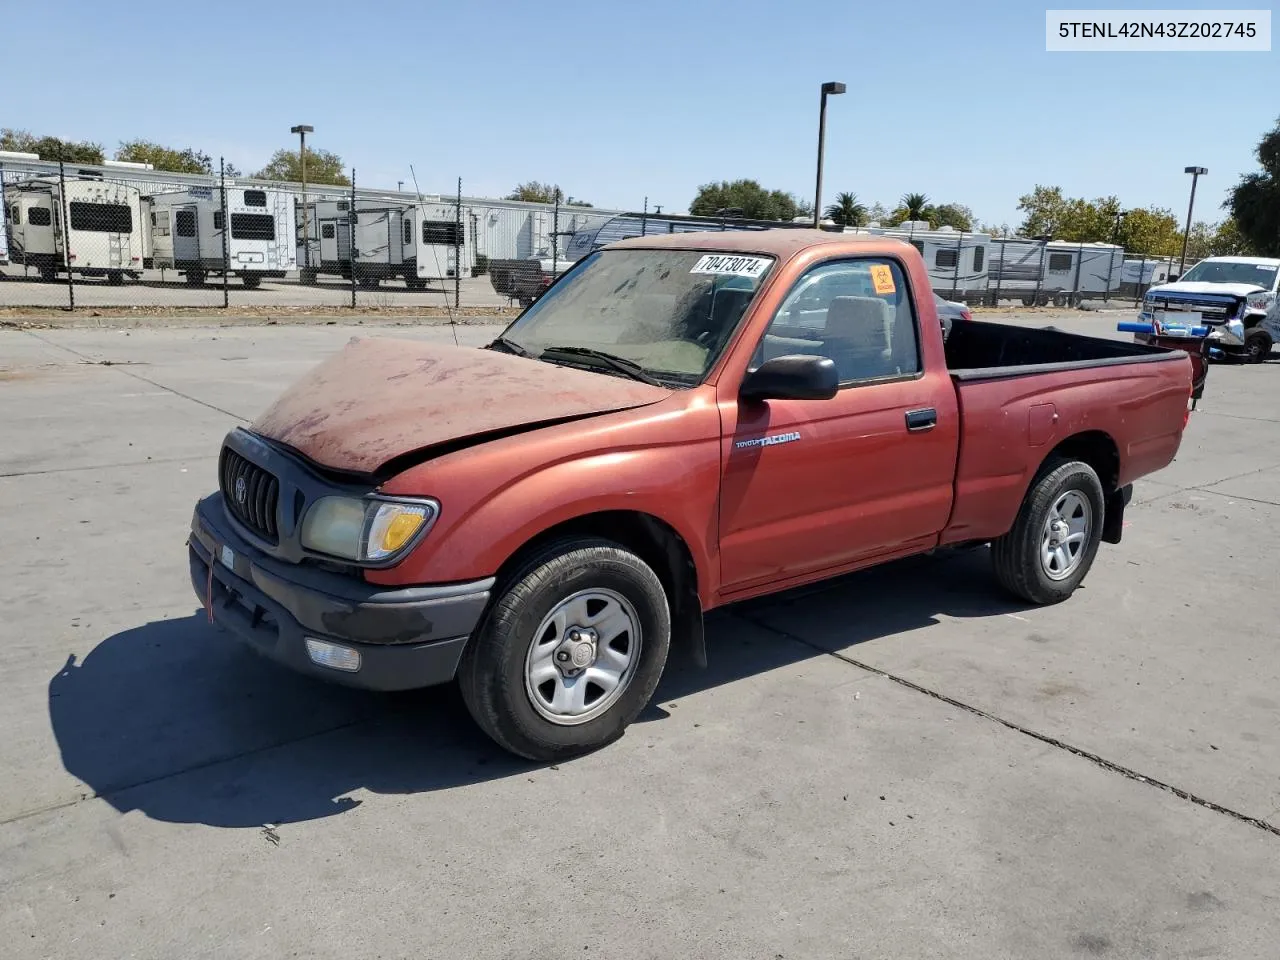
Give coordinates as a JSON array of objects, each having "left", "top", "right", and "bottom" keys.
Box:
[{"left": 7, "top": 0, "right": 1276, "bottom": 228}]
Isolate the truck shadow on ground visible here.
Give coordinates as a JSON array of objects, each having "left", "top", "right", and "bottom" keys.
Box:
[{"left": 48, "top": 547, "right": 1028, "bottom": 829}]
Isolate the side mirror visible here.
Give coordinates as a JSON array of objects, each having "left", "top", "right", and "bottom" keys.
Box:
[{"left": 740, "top": 354, "right": 839, "bottom": 402}]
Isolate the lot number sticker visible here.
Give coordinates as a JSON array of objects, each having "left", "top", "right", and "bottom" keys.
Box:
[
  {"left": 869, "top": 264, "right": 896, "bottom": 295},
  {"left": 690, "top": 255, "right": 771, "bottom": 278}
]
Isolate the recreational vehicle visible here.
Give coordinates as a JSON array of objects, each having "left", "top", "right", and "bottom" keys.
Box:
[
  {"left": 988, "top": 238, "right": 1124, "bottom": 305},
  {"left": 298, "top": 199, "right": 469, "bottom": 287},
  {"left": 146, "top": 185, "right": 296, "bottom": 287},
  {"left": 4, "top": 177, "right": 146, "bottom": 283}
]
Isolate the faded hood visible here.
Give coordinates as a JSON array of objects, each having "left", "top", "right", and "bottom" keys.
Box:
[{"left": 251, "top": 337, "right": 671, "bottom": 475}]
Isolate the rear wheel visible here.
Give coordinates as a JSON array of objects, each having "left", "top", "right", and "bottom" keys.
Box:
[
  {"left": 458, "top": 537, "right": 671, "bottom": 761},
  {"left": 991, "top": 458, "right": 1105, "bottom": 605},
  {"left": 185, "top": 270, "right": 206, "bottom": 287},
  {"left": 1244, "top": 329, "right": 1272, "bottom": 363},
  {"left": 240, "top": 275, "right": 262, "bottom": 289},
  {"left": 106, "top": 270, "right": 125, "bottom": 286}
]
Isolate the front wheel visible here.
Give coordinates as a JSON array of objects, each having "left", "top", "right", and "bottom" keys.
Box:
[
  {"left": 1244, "top": 329, "right": 1272, "bottom": 363},
  {"left": 458, "top": 537, "right": 671, "bottom": 761},
  {"left": 991, "top": 458, "right": 1105, "bottom": 605}
]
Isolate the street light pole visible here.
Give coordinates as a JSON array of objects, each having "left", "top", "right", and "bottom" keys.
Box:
[
  {"left": 813, "top": 81, "right": 846, "bottom": 228},
  {"left": 1179, "top": 165, "right": 1207, "bottom": 278},
  {"left": 291, "top": 124, "right": 315, "bottom": 275}
]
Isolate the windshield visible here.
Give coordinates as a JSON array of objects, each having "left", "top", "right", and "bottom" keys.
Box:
[
  {"left": 1179, "top": 260, "right": 1277, "bottom": 288},
  {"left": 498, "top": 249, "right": 775, "bottom": 385}
]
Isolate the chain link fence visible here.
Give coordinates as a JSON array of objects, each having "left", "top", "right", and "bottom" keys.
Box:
[
  {"left": 0, "top": 158, "right": 621, "bottom": 314},
  {"left": 2, "top": 157, "right": 1187, "bottom": 314}
]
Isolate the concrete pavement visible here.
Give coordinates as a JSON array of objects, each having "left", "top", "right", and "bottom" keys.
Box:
[{"left": 2, "top": 313, "right": 1278, "bottom": 959}]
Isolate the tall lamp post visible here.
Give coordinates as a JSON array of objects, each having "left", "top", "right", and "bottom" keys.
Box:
[
  {"left": 813, "top": 81, "right": 845, "bottom": 228},
  {"left": 1178, "top": 165, "right": 1207, "bottom": 278},
  {"left": 291, "top": 124, "right": 314, "bottom": 275}
]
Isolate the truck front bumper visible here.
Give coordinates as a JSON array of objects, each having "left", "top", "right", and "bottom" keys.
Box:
[{"left": 188, "top": 494, "right": 492, "bottom": 691}]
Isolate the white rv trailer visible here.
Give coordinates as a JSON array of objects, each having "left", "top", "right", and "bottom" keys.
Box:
[
  {"left": 146, "top": 185, "right": 296, "bottom": 287},
  {"left": 298, "top": 198, "right": 470, "bottom": 287},
  {"left": 864, "top": 223, "right": 991, "bottom": 301},
  {"left": 4, "top": 177, "right": 146, "bottom": 282},
  {"left": 988, "top": 239, "right": 1124, "bottom": 305}
]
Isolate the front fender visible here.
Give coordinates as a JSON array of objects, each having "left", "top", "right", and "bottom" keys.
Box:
[{"left": 368, "top": 442, "right": 724, "bottom": 605}]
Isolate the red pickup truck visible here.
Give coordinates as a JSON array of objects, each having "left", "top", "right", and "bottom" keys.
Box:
[{"left": 189, "top": 230, "right": 1199, "bottom": 760}]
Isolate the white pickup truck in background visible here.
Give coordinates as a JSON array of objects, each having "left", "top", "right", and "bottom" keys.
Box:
[{"left": 1139, "top": 256, "right": 1280, "bottom": 363}]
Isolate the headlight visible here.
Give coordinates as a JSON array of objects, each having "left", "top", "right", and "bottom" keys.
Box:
[{"left": 300, "top": 496, "right": 437, "bottom": 564}]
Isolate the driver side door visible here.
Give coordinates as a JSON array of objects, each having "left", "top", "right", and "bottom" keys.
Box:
[{"left": 716, "top": 256, "right": 960, "bottom": 596}]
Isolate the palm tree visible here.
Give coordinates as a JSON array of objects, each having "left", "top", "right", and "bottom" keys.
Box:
[
  {"left": 823, "top": 191, "right": 867, "bottom": 228},
  {"left": 900, "top": 192, "right": 930, "bottom": 223}
]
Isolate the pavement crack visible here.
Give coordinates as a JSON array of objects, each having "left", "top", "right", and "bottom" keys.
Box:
[
  {"left": 21, "top": 329, "right": 248, "bottom": 421},
  {"left": 735, "top": 612, "right": 1280, "bottom": 840},
  {"left": 0, "top": 456, "right": 201, "bottom": 479}
]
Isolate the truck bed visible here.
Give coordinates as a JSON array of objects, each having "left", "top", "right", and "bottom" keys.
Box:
[
  {"left": 939, "top": 319, "right": 1194, "bottom": 547},
  {"left": 944, "top": 319, "right": 1176, "bottom": 379}
]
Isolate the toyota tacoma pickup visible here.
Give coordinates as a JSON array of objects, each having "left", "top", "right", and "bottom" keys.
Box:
[{"left": 189, "top": 229, "right": 1200, "bottom": 761}]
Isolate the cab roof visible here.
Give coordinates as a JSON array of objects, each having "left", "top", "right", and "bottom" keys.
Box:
[{"left": 608, "top": 227, "right": 911, "bottom": 261}]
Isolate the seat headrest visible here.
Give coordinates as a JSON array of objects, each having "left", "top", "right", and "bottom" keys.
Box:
[{"left": 824, "top": 296, "right": 891, "bottom": 352}]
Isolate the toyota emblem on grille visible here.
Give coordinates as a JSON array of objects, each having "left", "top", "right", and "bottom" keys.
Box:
[{"left": 234, "top": 476, "right": 247, "bottom": 504}]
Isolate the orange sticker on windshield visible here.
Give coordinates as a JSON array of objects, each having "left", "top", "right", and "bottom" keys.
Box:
[{"left": 869, "top": 264, "right": 895, "bottom": 295}]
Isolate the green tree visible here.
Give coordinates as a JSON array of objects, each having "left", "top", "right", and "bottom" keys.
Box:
[
  {"left": 929, "top": 202, "right": 975, "bottom": 231},
  {"left": 1114, "top": 207, "right": 1182, "bottom": 256},
  {"left": 823, "top": 191, "right": 866, "bottom": 227},
  {"left": 1016, "top": 184, "right": 1069, "bottom": 236},
  {"left": 254, "top": 147, "right": 350, "bottom": 185},
  {"left": 899, "top": 192, "right": 930, "bottom": 222},
  {"left": 865, "top": 201, "right": 891, "bottom": 224},
  {"left": 507, "top": 181, "right": 562, "bottom": 203},
  {"left": 115, "top": 139, "right": 212, "bottom": 174},
  {"left": 689, "top": 179, "right": 808, "bottom": 221},
  {"left": 1, "top": 128, "right": 103, "bottom": 164},
  {"left": 1226, "top": 115, "right": 1280, "bottom": 257}
]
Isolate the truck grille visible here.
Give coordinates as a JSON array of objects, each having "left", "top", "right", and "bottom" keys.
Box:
[{"left": 219, "top": 447, "right": 280, "bottom": 542}]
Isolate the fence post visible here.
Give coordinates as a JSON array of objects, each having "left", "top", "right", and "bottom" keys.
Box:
[
  {"left": 993, "top": 239, "right": 1004, "bottom": 306},
  {"left": 1033, "top": 241, "right": 1046, "bottom": 307},
  {"left": 551, "top": 189, "right": 559, "bottom": 282},
  {"left": 455, "top": 176, "right": 462, "bottom": 309},
  {"left": 1105, "top": 245, "right": 1116, "bottom": 304},
  {"left": 951, "top": 231, "right": 962, "bottom": 299},
  {"left": 219, "top": 158, "right": 230, "bottom": 309},
  {"left": 349, "top": 170, "right": 357, "bottom": 309},
  {"left": 57, "top": 160, "right": 75, "bottom": 311},
  {"left": 641, "top": 196, "right": 648, "bottom": 237},
  {"left": 1071, "top": 241, "right": 1084, "bottom": 307}
]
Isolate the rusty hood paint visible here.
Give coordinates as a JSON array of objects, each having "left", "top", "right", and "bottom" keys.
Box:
[{"left": 250, "top": 337, "right": 672, "bottom": 475}]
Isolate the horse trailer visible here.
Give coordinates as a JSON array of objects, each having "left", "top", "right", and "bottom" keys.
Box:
[
  {"left": 4, "top": 177, "right": 145, "bottom": 283},
  {"left": 146, "top": 185, "right": 296, "bottom": 287}
]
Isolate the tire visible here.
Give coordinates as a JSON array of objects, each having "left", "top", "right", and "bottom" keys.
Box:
[
  {"left": 300, "top": 268, "right": 318, "bottom": 284},
  {"left": 106, "top": 270, "right": 124, "bottom": 286},
  {"left": 185, "top": 270, "right": 206, "bottom": 287},
  {"left": 39, "top": 266, "right": 57, "bottom": 282},
  {"left": 991, "top": 457, "right": 1105, "bottom": 605},
  {"left": 240, "top": 275, "right": 262, "bottom": 290},
  {"left": 458, "top": 537, "right": 671, "bottom": 761},
  {"left": 1244, "top": 329, "right": 1272, "bottom": 364}
]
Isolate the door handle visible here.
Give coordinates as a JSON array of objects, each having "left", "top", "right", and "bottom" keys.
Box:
[{"left": 905, "top": 407, "right": 937, "bottom": 432}]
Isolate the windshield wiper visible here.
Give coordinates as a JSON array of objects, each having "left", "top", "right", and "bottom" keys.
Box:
[
  {"left": 539, "top": 346, "right": 665, "bottom": 386},
  {"left": 486, "top": 336, "right": 535, "bottom": 358}
]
